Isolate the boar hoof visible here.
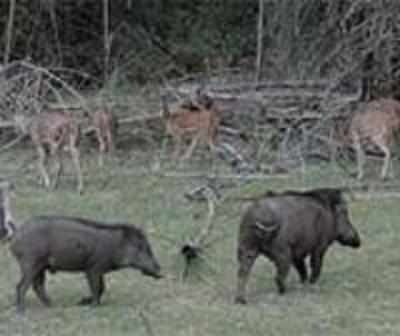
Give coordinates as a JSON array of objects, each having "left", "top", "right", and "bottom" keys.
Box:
[
  {"left": 278, "top": 288, "right": 286, "bottom": 295},
  {"left": 234, "top": 296, "right": 247, "bottom": 305},
  {"left": 79, "top": 297, "right": 94, "bottom": 305},
  {"left": 42, "top": 299, "right": 52, "bottom": 307},
  {"left": 16, "top": 306, "right": 25, "bottom": 315}
]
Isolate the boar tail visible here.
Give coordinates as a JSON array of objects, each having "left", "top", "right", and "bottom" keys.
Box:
[
  {"left": 225, "top": 191, "right": 278, "bottom": 202},
  {"left": 254, "top": 220, "right": 280, "bottom": 240}
]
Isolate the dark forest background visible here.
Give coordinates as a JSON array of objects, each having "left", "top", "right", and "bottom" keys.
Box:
[{"left": 1, "top": 0, "right": 399, "bottom": 97}]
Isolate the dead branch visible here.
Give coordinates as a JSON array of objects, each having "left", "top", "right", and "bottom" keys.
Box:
[
  {"left": 180, "top": 186, "right": 217, "bottom": 279},
  {"left": 138, "top": 310, "right": 156, "bottom": 336},
  {"left": 0, "top": 134, "right": 25, "bottom": 153},
  {"left": 3, "top": 0, "right": 16, "bottom": 65},
  {"left": 18, "top": 61, "right": 89, "bottom": 112}
]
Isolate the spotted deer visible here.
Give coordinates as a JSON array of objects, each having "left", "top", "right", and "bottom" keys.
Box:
[
  {"left": 92, "top": 108, "right": 118, "bottom": 167},
  {"left": 15, "top": 110, "right": 83, "bottom": 193},
  {"left": 160, "top": 92, "right": 221, "bottom": 161},
  {"left": 349, "top": 98, "right": 400, "bottom": 180}
]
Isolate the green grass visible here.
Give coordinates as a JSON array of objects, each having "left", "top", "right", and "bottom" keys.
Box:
[{"left": 1, "top": 151, "right": 400, "bottom": 335}]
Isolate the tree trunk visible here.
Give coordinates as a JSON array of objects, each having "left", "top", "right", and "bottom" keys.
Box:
[
  {"left": 255, "top": 0, "right": 264, "bottom": 83},
  {"left": 4, "top": 0, "right": 16, "bottom": 65},
  {"left": 103, "top": 0, "right": 110, "bottom": 83}
]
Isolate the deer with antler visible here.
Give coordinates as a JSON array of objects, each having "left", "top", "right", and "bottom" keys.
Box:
[
  {"left": 349, "top": 98, "right": 400, "bottom": 180},
  {"left": 161, "top": 90, "right": 221, "bottom": 161},
  {"left": 15, "top": 110, "right": 83, "bottom": 193}
]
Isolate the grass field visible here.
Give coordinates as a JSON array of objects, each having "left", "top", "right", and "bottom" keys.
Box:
[{"left": 0, "top": 149, "right": 400, "bottom": 336}]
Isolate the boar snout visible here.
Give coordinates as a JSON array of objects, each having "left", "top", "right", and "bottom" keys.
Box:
[
  {"left": 0, "top": 227, "right": 8, "bottom": 240},
  {"left": 348, "top": 233, "right": 361, "bottom": 248},
  {"left": 337, "top": 229, "right": 361, "bottom": 248},
  {"left": 142, "top": 270, "right": 163, "bottom": 279},
  {"left": 141, "top": 263, "right": 162, "bottom": 279}
]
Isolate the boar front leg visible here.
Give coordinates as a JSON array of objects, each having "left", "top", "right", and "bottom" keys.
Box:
[
  {"left": 80, "top": 271, "right": 105, "bottom": 305},
  {"left": 235, "top": 247, "right": 258, "bottom": 304},
  {"left": 309, "top": 247, "right": 327, "bottom": 284},
  {"left": 33, "top": 270, "right": 52, "bottom": 307},
  {"left": 16, "top": 262, "right": 42, "bottom": 313}
]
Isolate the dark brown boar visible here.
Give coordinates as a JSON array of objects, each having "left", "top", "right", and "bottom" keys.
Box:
[
  {"left": 235, "top": 188, "right": 361, "bottom": 304},
  {"left": 10, "top": 216, "right": 162, "bottom": 313}
]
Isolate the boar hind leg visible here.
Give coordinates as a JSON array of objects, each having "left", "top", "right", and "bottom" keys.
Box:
[
  {"left": 33, "top": 270, "right": 51, "bottom": 307},
  {"left": 271, "top": 249, "right": 291, "bottom": 294},
  {"left": 80, "top": 272, "right": 105, "bottom": 305},
  {"left": 309, "top": 248, "right": 327, "bottom": 284},
  {"left": 293, "top": 258, "right": 308, "bottom": 283},
  {"left": 235, "top": 248, "right": 258, "bottom": 304}
]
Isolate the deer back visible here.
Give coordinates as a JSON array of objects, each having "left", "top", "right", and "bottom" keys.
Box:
[
  {"left": 166, "top": 104, "right": 220, "bottom": 140},
  {"left": 350, "top": 98, "right": 400, "bottom": 145},
  {"left": 30, "top": 111, "right": 80, "bottom": 149}
]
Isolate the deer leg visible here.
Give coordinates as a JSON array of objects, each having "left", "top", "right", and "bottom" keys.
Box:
[
  {"left": 37, "top": 145, "right": 51, "bottom": 189},
  {"left": 106, "top": 129, "right": 114, "bottom": 153},
  {"left": 70, "top": 145, "right": 83, "bottom": 194},
  {"left": 96, "top": 128, "right": 105, "bottom": 167},
  {"left": 207, "top": 125, "right": 218, "bottom": 154},
  {"left": 182, "top": 133, "right": 201, "bottom": 161},
  {"left": 207, "top": 139, "right": 217, "bottom": 154},
  {"left": 98, "top": 139, "right": 106, "bottom": 167},
  {"left": 207, "top": 132, "right": 218, "bottom": 164},
  {"left": 171, "top": 135, "right": 183, "bottom": 160},
  {"left": 375, "top": 140, "right": 391, "bottom": 179},
  {"left": 353, "top": 135, "right": 365, "bottom": 180},
  {"left": 52, "top": 150, "right": 63, "bottom": 190}
]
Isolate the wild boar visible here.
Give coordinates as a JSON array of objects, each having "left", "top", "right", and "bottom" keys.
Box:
[
  {"left": 235, "top": 188, "right": 361, "bottom": 304},
  {"left": 10, "top": 216, "right": 162, "bottom": 313}
]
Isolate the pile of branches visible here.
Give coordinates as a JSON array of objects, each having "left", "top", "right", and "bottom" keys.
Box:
[{"left": 166, "top": 78, "right": 360, "bottom": 173}]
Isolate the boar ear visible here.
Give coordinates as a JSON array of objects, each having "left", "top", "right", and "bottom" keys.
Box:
[
  {"left": 123, "top": 225, "right": 145, "bottom": 243},
  {"left": 323, "top": 188, "right": 343, "bottom": 206},
  {"left": 339, "top": 187, "right": 356, "bottom": 202}
]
